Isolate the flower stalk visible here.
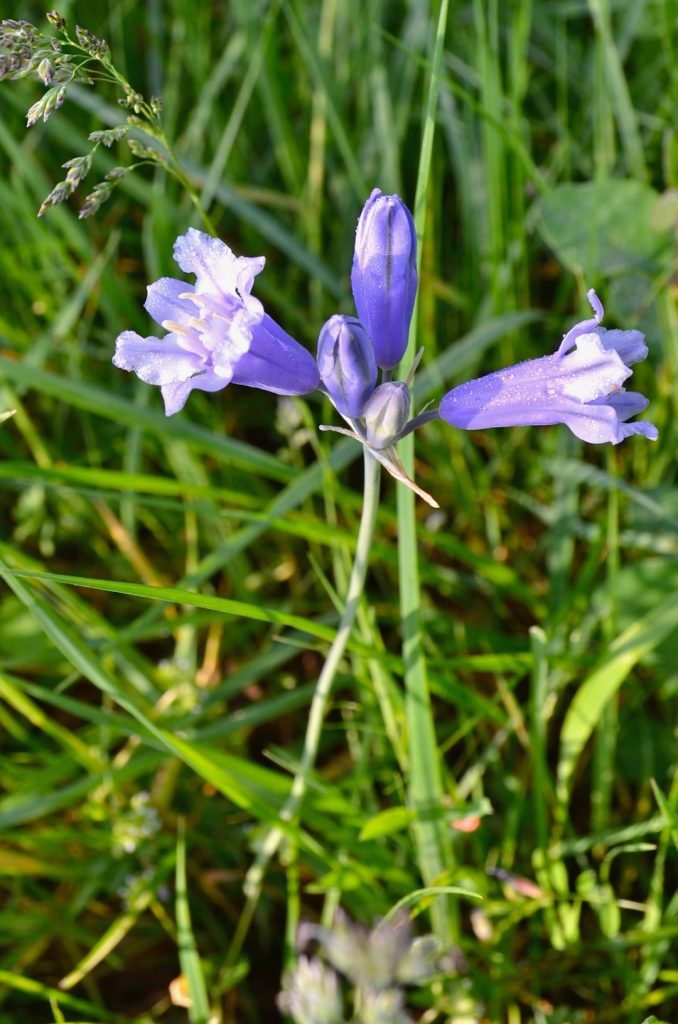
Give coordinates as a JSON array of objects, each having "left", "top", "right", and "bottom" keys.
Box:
[{"left": 229, "top": 448, "right": 382, "bottom": 960}]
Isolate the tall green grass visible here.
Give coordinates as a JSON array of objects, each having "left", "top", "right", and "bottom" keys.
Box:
[{"left": 0, "top": 1, "right": 676, "bottom": 1022}]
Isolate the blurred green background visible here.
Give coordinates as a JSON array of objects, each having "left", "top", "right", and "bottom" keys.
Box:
[{"left": 0, "top": 1, "right": 676, "bottom": 1022}]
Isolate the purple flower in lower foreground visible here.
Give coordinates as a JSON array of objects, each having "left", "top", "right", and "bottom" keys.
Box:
[
  {"left": 439, "top": 289, "right": 658, "bottom": 445},
  {"left": 113, "top": 228, "right": 319, "bottom": 414}
]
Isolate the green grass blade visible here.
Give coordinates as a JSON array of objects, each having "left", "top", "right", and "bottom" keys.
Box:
[
  {"left": 1, "top": 566, "right": 342, "bottom": 647},
  {"left": 557, "top": 592, "right": 678, "bottom": 815},
  {"left": 0, "top": 972, "right": 114, "bottom": 1021},
  {"left": 397, "top": 0, "right": 454, "bottom": 944},
  {"left": 587, "top": 0, "right": 647, "bottom": 180},
  {"left": 0, "top": 356, "right": 292, "bottom": 482},
  {"left": 0, "top": 562, "right": 305, "bottom": 827},
  {"left": 176, "top": 821, "right": 212, "bottom": 1024},
  {"left": 281, "top": 0, "right": 367, "bottom": 200}
]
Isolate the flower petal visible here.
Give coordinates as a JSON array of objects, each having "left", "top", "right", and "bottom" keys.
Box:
[
  {"left": 113, "top": 330, "right": 204, "bottom": 385},
  {"left": 317, "top": 314, "right": 377, "bottom": 417},
  {"left": 558, "top": 334, "right": 630, "bottom": 403},
  {"left": 144, "top": 277, "right": 196, "bottom": 328},
  {"left": 160, "top": 371, "right": 228, "bottom": 415},
  {"left": 231, "top": 314, "right": 320, "bottom": 395},
  {"left": 592, "top": 389, "right": 649, "bottom": 421},
  {"left": 559, "top": 399, "right": 658, "bottom": 444},
  {"left": 198, "top": 303, "right": 260, "bottom": 378},
  {"left": 173, "top": 227, "right": 264, "bottom": 300},
  {"left": 618, "top": 420, "right": 658, "bottom": 441},
  {"left": 558, "top": 288, "right": 604, "bottom": 354},
  {"left": 595, "top": 327, "right": 648, "bottom": 366}
]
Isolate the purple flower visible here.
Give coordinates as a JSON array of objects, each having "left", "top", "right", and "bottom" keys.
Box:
[
  {"left": 113, "top": 228, "right": 319, "bottom": 415},
  {"left": 317, "top": 314, "right": 377, "bottom": 418},
  {"left": 439, "top": 290, "right": 658, "bottom": 445},
  {"left": 351, "top": 188, "right": 418, "bottom": 370}
]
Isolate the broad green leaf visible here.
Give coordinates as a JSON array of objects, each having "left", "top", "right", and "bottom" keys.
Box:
[{"left": 535, "top": 181, "right": 672, "bottom": 280}]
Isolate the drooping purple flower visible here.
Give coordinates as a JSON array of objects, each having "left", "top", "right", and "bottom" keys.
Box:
[
  {"left": 351, "top": 188, "right": 418, "bottom": 370},
  {"left": 439, "top": 290, "right": 658, "bottom": 445},
  {"left": 317, "top": 314, "right": 377, "bottom": 418},
  {"left": 113, "top": 228, "right": 319, "bottom": 415}
]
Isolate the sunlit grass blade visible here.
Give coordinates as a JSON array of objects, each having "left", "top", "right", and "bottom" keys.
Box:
[
  {"left": 397, "top": 0, "right": 454, "bottom": 944},
  {"left": 0, "top": 971, "right": 114, "bottom": 1021},
  {"left": 1, "top": 566, "right": 343, "bottom": 647},
  {"left": 0, "top": 562, "right": 312, "bottom": 830},
  {"left": 175, "top": 820, "right": 212, "bottom": 1024},
  {"left": 59, "top": 855, "right": 174, "bottom": 991}
]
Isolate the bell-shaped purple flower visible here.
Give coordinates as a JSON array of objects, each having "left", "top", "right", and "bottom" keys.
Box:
[
  {"left": 351, "top": 188, "right": 418, "bottom": 370},
  {"left": 439, "top": 290, "right": 658, "bottom": 445},
  {"left": 362, "top": 381, "right": 411, "bottom": 449},
  {"left": 317, "top": 314, "right": 377, "bottom": 418},
  {"left": 113, "top": 228, "right": 319, "bottom": 415}
]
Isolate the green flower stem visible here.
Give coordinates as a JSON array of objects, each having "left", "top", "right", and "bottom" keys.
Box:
[
  {"left": 395, "top": 408, "right": 441, "bottom": 441},
  {"left": 75, "top": 33, "right": 218, "bottom": 235},
  {"left": 230, "top": 448, "right": 381, "bottom": 961}
]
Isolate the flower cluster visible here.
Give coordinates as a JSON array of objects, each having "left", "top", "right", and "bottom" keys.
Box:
[
  {"left": 277, "top": 910, "right": 453, "bottom": 1024},
  {"left": 114, "top": 189, "right": 657, "bottom": 500}
]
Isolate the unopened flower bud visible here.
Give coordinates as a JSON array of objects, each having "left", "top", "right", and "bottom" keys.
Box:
[
  {"left": 37, "top": 58, "right": 54, "bottom": 85},
  {"left": 317, "top": 314, "right": 377, "bottom": 418},
  {"left": 47, "top": 11, "right": 67, "bottom": 30},
  {"left": 351, "top": 189, "right": 417, "bottom": 369},
  {"left": 362, "top": 381, "right": 410, "bottom": 449}
]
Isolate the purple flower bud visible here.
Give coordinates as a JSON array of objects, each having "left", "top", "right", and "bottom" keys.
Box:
[
  {"left": 317, "top": 314, "right": 377, "bottom": 418},
  {"left": 362, "top": 381, "right": 411, "bottom": 449},
  {"left": 351, "top": 189, "right": 418, "bottom": 370},
  {"left": 439, "top": 290, "right": 657, "bottom": 445}
]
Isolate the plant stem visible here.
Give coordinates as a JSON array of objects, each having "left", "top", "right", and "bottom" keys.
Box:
[
  {"left": 229, "top": 448, "right": 381, "bottom": 962},
  {"left": 395, "top": 407, "right": 440, "bottom": 441}
]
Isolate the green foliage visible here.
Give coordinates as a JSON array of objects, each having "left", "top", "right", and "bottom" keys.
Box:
[{"left": 0, "top": 1, "right": 676, "bottom": 1022}]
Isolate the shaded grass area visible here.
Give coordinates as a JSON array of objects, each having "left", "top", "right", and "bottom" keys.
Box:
[{"left": 0, "top": 1, "right": 677, "bottom": 1022}]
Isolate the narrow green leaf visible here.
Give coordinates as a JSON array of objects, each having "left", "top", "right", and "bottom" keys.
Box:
[
  {"left": 359, "top": 806, "right": 413, "bottom": 841},
  {"left": 398, "top": 0, "right": 454, "bottom": 945},
  {"left": 176, "top": 821, "right": 211, "bottom": 1024},
  {"left": 0, "top": 971, "right": 114, "bottom": 1021},
  {"left": 2, "top": 566, "right": 338, "bottom": 646},
  {"left": 0, "top": 355, "right": 292, "bottom": 482},
  {"left": 651, "top": 779, "right": 678, "bottom": 852}
]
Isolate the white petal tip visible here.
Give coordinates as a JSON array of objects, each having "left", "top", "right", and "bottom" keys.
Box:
[{"left": 586, "top": 288, "right": 604, "bottom": 323}]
